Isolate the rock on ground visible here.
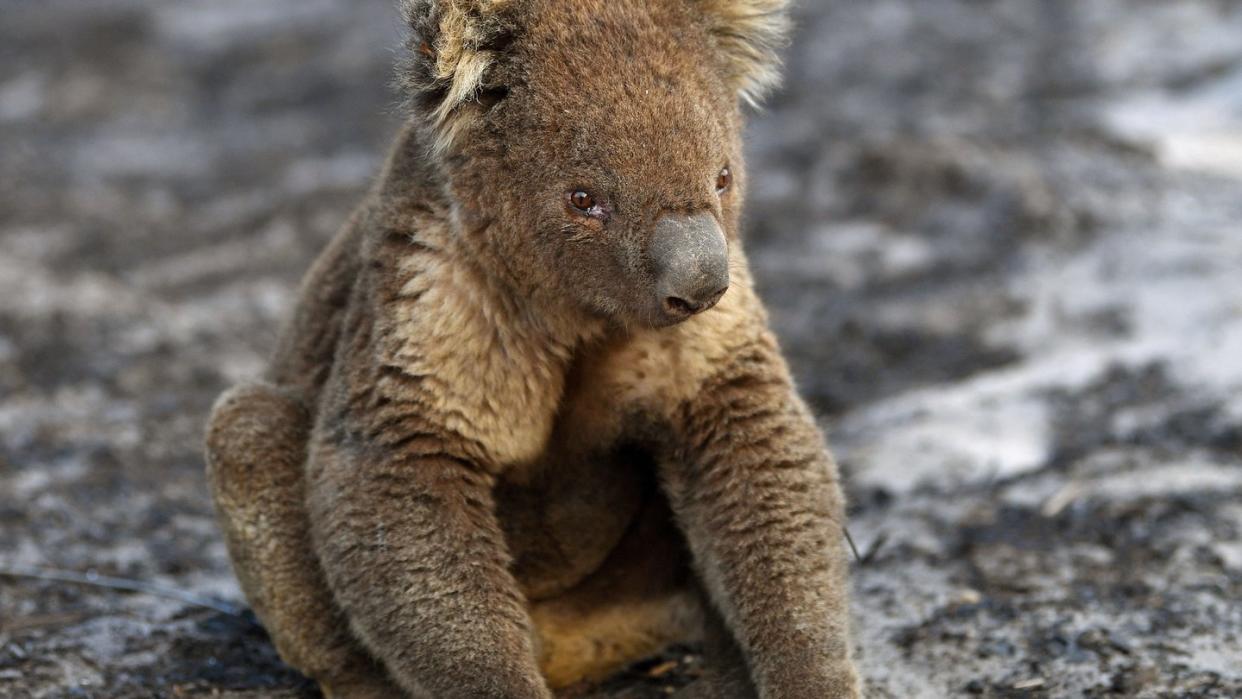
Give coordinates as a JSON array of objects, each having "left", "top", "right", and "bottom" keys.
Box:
[{"left": 2, "top": 1, "right": 1241, "bottom": 697}]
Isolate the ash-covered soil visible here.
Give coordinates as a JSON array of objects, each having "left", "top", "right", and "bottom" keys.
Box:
[{"left": 2, "top": 1, "right": 1241, "bottom": 697}]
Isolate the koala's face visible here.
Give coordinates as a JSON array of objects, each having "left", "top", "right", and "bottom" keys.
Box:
[{"left": 411, "top": 0, "right": 783, "bottom": 328}]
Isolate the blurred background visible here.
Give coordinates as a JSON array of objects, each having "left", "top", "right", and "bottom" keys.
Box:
[{"left": 2, "top": 1, "right": 1241, "bottom": 696}]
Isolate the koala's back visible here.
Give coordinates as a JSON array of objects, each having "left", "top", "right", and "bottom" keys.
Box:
[
  {"left": 265, "top": 127, "right": 440, "bottom": 409},
  {"left": 266, "top": 213, "right": 366, "bottom": 405}
]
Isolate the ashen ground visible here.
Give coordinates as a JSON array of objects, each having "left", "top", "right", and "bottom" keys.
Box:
[{"left": 2, "top": 1, "right": 1241, "bottom": 697}]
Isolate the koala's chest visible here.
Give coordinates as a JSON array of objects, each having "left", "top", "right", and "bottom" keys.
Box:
[
  {"left": 468, "top": 330, "right": 708, "bottom": 474},
  {"left": 494, "top": 334, "right": 703, "bottom": 598},
  {"left": 554, "top": 332, "right": 706, "bottom": 441}
]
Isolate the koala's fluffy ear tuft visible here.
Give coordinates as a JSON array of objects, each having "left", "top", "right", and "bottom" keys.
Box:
[
  {"left": 698, "top": 0, "right": 792, "bottom": 107},
  {"left": 399, "top": 0, "right": 517, "bottom": 153}
]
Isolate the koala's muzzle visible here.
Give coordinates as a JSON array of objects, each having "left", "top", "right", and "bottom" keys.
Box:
[{"left": 649, "top": 213, "right": 730, "bottom": 322}]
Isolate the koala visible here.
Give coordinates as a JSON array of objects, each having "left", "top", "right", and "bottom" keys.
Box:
[{"left": 205, "top": 0, "right": 860, "bottom": 697}]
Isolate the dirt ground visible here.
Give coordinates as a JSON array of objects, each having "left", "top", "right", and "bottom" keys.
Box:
[{"left": 2, "top": 1, "right": 1241, "bottom": 697}]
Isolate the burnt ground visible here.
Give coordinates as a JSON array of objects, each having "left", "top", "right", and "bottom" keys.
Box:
[{"left": 2, "top": 1, "right": 1242, "bottom": 697}]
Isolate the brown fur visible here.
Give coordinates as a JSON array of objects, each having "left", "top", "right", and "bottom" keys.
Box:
[{"left": 205, "top": 1, "right": 859, "bottom": 696}]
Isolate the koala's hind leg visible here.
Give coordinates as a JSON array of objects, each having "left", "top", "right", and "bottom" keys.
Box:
[
  {"left": 531, "top": 497, "right": 755, "bottom": 698},
  {"left": 530, "top": 496, "right": 704, "bottom": 691},
  {"left": 205, "top": 382, "right": 406, "bottom": 699},
  {"left": 671, "top": 600, "right": 758, "bottom": 699}
]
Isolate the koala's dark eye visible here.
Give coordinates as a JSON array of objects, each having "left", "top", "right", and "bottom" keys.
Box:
[
  {"left": 566, "top": 189, "right": 608, "bottom": 222},
  {"left": 716, "top": 166, "right": 733, "bottom": 194},
  {"left": 570, "top": 190, "right": 596, "bottom": 212}
]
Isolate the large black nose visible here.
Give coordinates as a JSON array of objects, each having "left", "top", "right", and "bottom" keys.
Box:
[{"left": 649, "top": 212, "right": 730, "bottom": 321}]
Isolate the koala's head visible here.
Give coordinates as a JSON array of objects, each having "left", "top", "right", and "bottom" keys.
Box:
[{"left": 401, "top": 0, "right": 789, "bottom": 328}]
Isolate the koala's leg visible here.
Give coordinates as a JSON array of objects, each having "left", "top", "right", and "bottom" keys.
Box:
[
  {"left": 305, "top": 417, "right": 552, "bottom": 699},
  {"left": 205, "top": 383, "right": 405, "bottom": 699},
  {"left": 529, "top": 496, "right": 702, "bottom": 690},
  {"left": 530, "top": 520, "right": 754, "bottom": 699},
  {"left": 659, "top": 337, "right": 861, "bottom": 699}
]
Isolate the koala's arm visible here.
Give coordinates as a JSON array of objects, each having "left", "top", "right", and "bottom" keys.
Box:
[
  {"left": 305, "top": 360, "right": 550, "bottom": 698},
  {"left": 662, "top": 331, "right": 859, "bottom": 699}
]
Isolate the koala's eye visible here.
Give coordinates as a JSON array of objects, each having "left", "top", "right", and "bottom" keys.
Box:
[
  {"left": 566, "top": 189, "right": 608, "bottom": 222},
  {"left": 716, "top": 166, "right": 733, "bottom": 194},
  {"left": 570, "top": 190, "right": 596, "bottom": 212}
]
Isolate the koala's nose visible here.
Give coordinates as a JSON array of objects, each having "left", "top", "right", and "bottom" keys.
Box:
[{"left": 649, "top": 212, "right": 730, "bottom": 322}]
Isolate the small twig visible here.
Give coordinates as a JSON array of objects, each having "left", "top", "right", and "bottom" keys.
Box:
[
  {"left": 1013, "top": 677, "right": 1045, "bottom": 691},
  {"left": 1041, "top": 481, "right": 1084, "bottom": 518},
  {"left": 0, "top": 564, "right": 242, "bottom": 617},
  {"left": 843, "top": 527, "right": 862, "bottom": 564},
  {"left": 0, "top": 610, "right": 92, "bottom": 634},
  {"left": 861, "top": 532, "right": 888, "bottom": 565}
]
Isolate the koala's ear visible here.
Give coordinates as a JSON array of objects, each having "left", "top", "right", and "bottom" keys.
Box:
[
  {"left": 399, "top": 0, "right": 517, "bottom": 152},
  {"left": 697, "top": 0, "right": 792, "bottom": 107}
]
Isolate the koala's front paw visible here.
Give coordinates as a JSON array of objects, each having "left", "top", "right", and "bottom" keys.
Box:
[
  {"left": 761, "top": 658, "right": 861, "bottom": 699},
  {"left": 825, "top": 666, "right": 863, "bottom": 699},
  {"left": 400, "top": 664, "right": 553, "bottom": 699},
  {"left": 318, "top": 668, "right": 407, "bottom": 699}
]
